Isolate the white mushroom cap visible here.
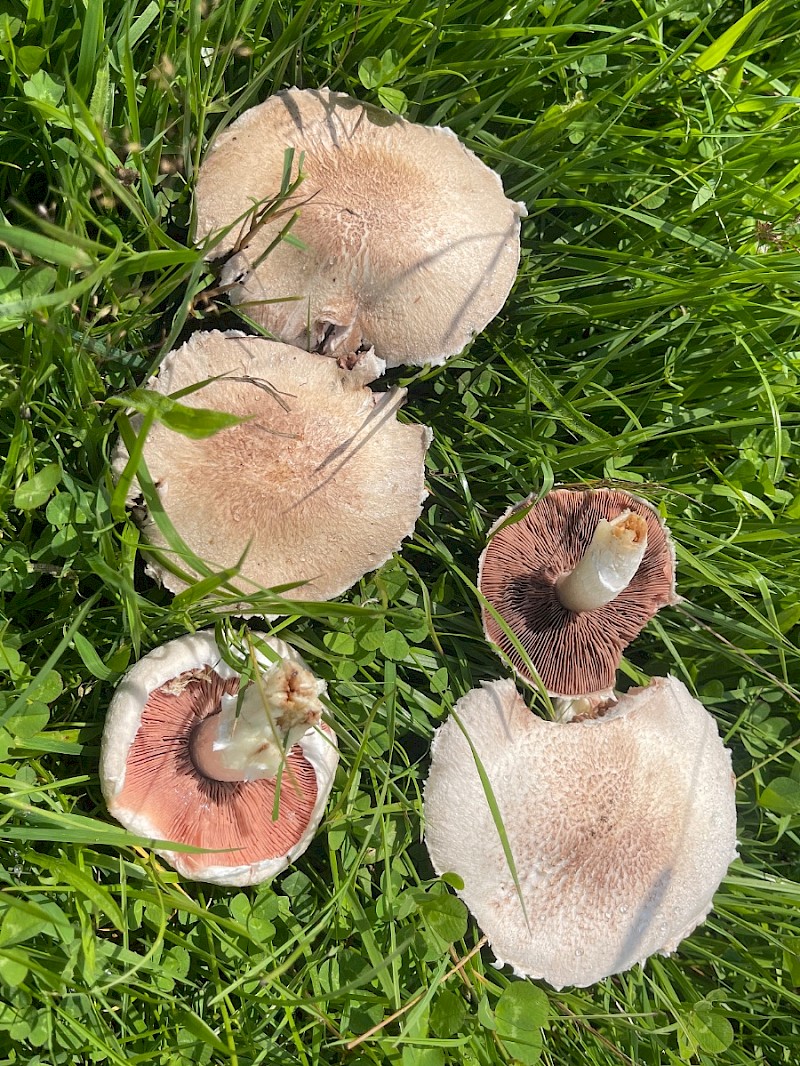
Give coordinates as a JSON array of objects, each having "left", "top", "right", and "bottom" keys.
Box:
[
  {"left": 195, "top": 88, "right": 526, "bottom": 367},
  {"left": 100, "top": 630, "right": 339, "bottom": 887},
  {"left": 424, "top": 676, "right": 737, "bottom": 988},
  {"left": 113, "top": 330, "right": 431, "bottom": 605}
]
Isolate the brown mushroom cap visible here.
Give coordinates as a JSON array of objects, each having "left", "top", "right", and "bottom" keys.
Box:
[
  {"left": 113, "top": 330, "right": 431, "bottom": 604},
  {"left": 195, "top": 88, "right": 526, "bottom": 368},
  {"left": 424, "top": 676, "right": 737, "bottom": 989},
  {"left": 478, "top": 488, "right": 677, "bottom": 697},
  {"left": 100, "top": 631, "right": 339, "bottom": 886}
]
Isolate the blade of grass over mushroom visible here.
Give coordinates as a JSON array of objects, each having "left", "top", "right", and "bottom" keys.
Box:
[
  {"left": 447, "top": 703, "right": 531, "bottom": 936},
  {"left": 0, "top": 794, "right": 235, "bottom": 852},
  {"left": 213, "top": 621, "right": 282, "bottom": 676},
  {"left": 114, "top": 408, "right": 332, "bottom": 611},
  {"left": 244, "top": 633, "right": 305, "bottom": 819},
  {"left": 421, "top": 548, "right": 553, "bottom": 713},
  {"left": 248, "top": 210, "right": 305, "bottom": 274},
  {"left": 238, "top": 149, "right": 309, "bottom": 272},
  {"left": 107, "top": 388, "right": 252, "bottom": 439},
  {"left": 109, "top": 409, "right": 153, "bottom": 520},
  {"left": 168, "top": 558, "right": 251, "bottom": 611},
  {"left": 113, "top": 414, "right": 229, "bottom": 587},
  {"left": 483, "top": 492, "right": 540, "bottom": 539},
  {"left": 196, "top": 147, "right": 308, "bottom": 267},
  {"left": 478, "top": 587, "right": 554, "bottom": 712}
]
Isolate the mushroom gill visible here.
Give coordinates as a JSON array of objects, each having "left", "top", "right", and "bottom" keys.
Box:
[
  {"left": 478, "top": 488, "right": 677, "bottom": 697},
  {"left": 100, "top": 631, "right": 339, "bottom": 886},
  {"left": 118, "top": 669, "right": 319, "bottom": 871}
]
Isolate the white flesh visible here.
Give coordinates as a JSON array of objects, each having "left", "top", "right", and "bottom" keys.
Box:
[
  {"left": 556, "top": 511, "right": 648, "bottom": 613},
  {"left": 191, "top": 661, "right": 325, "bottom": 781}
]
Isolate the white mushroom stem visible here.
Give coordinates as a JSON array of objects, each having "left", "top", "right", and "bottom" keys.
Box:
[
  {"left": 555, "top": 511, "right": 649, "bottom": 613},
  {"left": 190, "top": 660, "right": 325, "bottom": 782}
]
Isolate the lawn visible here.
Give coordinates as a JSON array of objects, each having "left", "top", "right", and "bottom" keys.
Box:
[{"left": 1, "top": 0, "right": 800, "bottom": 1063}]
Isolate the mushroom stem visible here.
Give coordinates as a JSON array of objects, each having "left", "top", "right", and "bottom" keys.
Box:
[
  {"left": 190, "top": 660, "right": 324, "bottom": 782},
  {"left": 555, "top": 511, "right": 648, "bottom": 613},
  {"left": 553, "top": 690, "right": 617, "bottom": 723}
]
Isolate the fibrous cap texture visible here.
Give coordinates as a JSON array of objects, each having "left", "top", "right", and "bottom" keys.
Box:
[
  {"left": 195, "top": 88, "right": 527, "bottom": 368},
  {"left": 112, "top": 330, "right": 431, "bottom": 605},
  {"left": 100, "top": 630, "right": 339, "bottom": 886},
  {"left": 424, "top": 675, "right": 737, "bottom": 989},
  {"left": 478, "top": 488, "right": 677, "bottom": 696}
]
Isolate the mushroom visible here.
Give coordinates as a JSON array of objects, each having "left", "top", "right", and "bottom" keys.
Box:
[
  {"left": 113, "top": 330, "right": 432, "bottom": 605},
  {"left": 100, "top": 630, "right": 339, "bottom": 886},
  {"left": 478, "top": 488, "right": 677, "bottom": 698},
  {"left": 195, "top": 88, "right": 526, "bottom": 368},
  {"left": 423, "top": 675, "right": 737, "bottom": 989}
]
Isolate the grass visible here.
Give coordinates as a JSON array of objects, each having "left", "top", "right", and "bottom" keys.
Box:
[{"left": 1, "top": 0, "right": 800, "bottom": 1062}]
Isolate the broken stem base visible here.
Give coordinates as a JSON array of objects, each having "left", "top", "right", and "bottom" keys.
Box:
[
  {"left": 555, "top": 510, "right": 648, "bottom": 613},
  {"left": 190, "top": 661, "right": 324, "bottom": 782}
]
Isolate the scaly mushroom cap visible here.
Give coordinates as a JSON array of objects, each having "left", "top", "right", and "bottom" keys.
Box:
[
  {"left": 113, "top": 330, "right": 431, "bottom": 603},
  {"left": 195, "top": 88, "right": 526, "bottom": 368},
  {"left": 478, "top": 488, "right": 676, "bottom": 697},
  {"left": 100, "top": 631, "right": 339, "bottom": 886},
  {"left": 424, "top": 676, "right": 737, "bottom": 989}
]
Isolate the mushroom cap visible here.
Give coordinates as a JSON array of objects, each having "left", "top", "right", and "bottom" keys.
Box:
[
  {"left": 478, "top": 488, "right": 677, "bottom": 697},
  {"left": 424, "top": 676, "right": 737, "bottom": 989},
  {"left": 113, "top": 330, "right": 431, "bottom": 604},
  {"left": 195, "top": 88, "right": 526, "bottom": 368},
  {"left": 100, "top": 630, "right": 339, "bottom": 886}
]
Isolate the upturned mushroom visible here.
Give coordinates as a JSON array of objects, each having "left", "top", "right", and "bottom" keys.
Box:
[
  {"left": 478, "top": 487, "right": 677, "bottom": 698},
  {"left": 112, "top": 330, "right": 431, "bottom": 605},
  {"left": 424, "top": 675, "right": 737, "bottom": 989},
  {"left": 195, "top": 88, "right": 526, "bottom": 367},
  {"left": 100, "top": 630, "right": 338, "bottom": 886}
]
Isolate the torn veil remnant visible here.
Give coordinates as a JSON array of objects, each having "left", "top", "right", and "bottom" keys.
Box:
[
  {"left": 112, "top": 330, "right": 432, "bottom": 605},
  {"left": 195, "top": 87, "right": 526, "bottom": 368},
  {"left": 100, "top": 630, "right": 339, "bottom": 886},
  {"left": 423, "top": 676, "right": 737, "bottom": 989},
  {"left": 478, "top": 488, "right": 677, "bottom": 698}
]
